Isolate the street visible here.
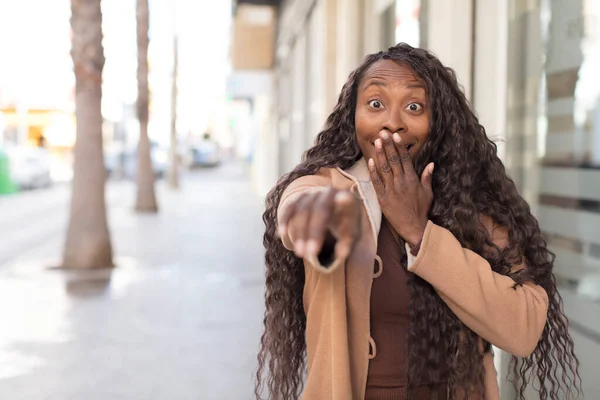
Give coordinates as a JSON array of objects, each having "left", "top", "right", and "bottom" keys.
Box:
[{"left": 0, "top": 162, "right": 266, "bottom": 400}]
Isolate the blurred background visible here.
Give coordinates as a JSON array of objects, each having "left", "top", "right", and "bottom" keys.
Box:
[{"left": 0, "top": 0, "right": 598, "bottom": 398}]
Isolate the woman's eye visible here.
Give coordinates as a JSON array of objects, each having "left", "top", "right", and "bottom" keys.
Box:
[
  {"left": 368, "top": 100, "right": 383, "bottom": 109},
  {"left": 406, "top": 103, "right": 423, "bottom": 112}
]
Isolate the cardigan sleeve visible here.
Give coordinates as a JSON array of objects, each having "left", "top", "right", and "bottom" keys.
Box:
[
  {"left": 406, "top": 220, "right": 549, "bottom": 358},
  {"left": 277, "top": 173, "right": 346, "bottom": 274}
]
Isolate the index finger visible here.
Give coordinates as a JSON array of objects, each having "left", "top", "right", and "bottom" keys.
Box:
[{"left": 392, "top": 133, "right": 416, "bottom": 176}]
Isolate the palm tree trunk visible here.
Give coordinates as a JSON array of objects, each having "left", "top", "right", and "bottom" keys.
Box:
[
  {"left": 135, "top": 0, "right": 158, "bottom": 213},
  {"left": 168, "top": 34, "right": 180, "bottom": 190},
  {"left": 63, "top": 0, "right": 113, "bottom": 269}
]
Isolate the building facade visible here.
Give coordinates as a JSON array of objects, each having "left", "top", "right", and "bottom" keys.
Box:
[{"left": 231, "top": 0, "right": 600, "bottom": 397}]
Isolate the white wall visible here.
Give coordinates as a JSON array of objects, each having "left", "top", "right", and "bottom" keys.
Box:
[
  {"left": 362, "top": 0, "right": 382, "bottom": 55},
  {"left": 470, "top": 1, "right": 513, "bottom": 394},
  {"left": 288, "top": 30, "right": 307, "bottom": 170},
  {"left": 226, "top": 71, "right": 277, "bottom": 196},
  {"left": 473, "top": 0, "right": 508, "bottom": 161},
  {"left": 251, "top": 94, "right": 278, "bottom": 197},
  {"left": 306, "top": 1, "right": 327, "bottom": 145},
  {"left": 424, "top": 0, "right": 473, "bottom": 101},
  {"left": 335, "top": 0, "right": 365, "bottom": 94}
]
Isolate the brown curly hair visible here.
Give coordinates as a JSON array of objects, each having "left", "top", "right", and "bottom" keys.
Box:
[{"left": 255, "top": 43, "right": 581, "bottom": 400}]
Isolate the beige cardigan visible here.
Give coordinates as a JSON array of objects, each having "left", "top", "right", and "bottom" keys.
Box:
[{"left": 277, "top": 158, "right": 549, "bottom": 400}]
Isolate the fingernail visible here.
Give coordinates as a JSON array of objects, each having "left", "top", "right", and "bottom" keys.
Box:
[
  {"left": 306, "top": 240, "right": 319, "bottom": 256},
  {"left": 295, "top": 240, "right": 305, "bottom": 256},
  {"left": 368, "top": 158, "right": 375, "bottom": 169},
  {"left": 375, "top": 139, "right": 382, "bottom": 148},
  {"left": 392, "top": 133, "right": 401, "bottom": 142},
  {"left": 430, "top": 163, "right": 435, "bottom": 172},
  {"left": 380, "top": 131, "right": 389, "bottom": 139}
]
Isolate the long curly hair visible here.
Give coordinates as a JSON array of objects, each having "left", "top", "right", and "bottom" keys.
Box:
[{"left": 255, "top": 43, "right": 581, "bottom": 400}]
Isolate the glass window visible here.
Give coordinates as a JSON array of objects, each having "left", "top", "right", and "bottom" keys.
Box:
[{"left": 507, "top": 0, "right": 600, "bottom": 395}]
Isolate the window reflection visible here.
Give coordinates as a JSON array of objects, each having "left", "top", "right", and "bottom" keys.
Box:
[
  {"left": 537, "top": 0, "right": 600, "bottom": 304},
  {"left": 507, "top": 0, "right": 600, "bottom": 305}
]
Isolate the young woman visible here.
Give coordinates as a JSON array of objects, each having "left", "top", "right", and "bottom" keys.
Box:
[{"left": 256, "top": 43, "right": 581, "bottom": 399}]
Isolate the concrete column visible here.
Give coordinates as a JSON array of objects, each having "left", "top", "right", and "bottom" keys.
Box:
[
  {"left": 289, "top": 30, "right": 307, "bottom": 169},
  {"left": 251, "top": 94, "right": 277, "bottom": 197},
  {"left": 473, "top": 0, "right": 509, "bottom": 161},
  {"left": 323, "top": 0, "right": 340, "bottom": 113},
  {"left": 335, "top": 0, "right": 365, "bottom": 93},
  {"left": 306, "top": 1, "right": 327, "bottom": 144},
  {"left": 424, "top": 0, "right": 474, "bottom": 101},
  {"left": 363, "top": 0, "right": 381, "bottom": 55}
]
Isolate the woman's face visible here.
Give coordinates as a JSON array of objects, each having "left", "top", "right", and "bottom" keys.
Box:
[{"left": 355, "top": 59, "right": 430, "bottom": 164}]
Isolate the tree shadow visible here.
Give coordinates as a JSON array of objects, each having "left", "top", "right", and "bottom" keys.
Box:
[
  {"left": 64, "top": 276, "right": 112, "bottom": 299},
  {"left": 47, "top": 265, "right": 116, "bottom": 299}
]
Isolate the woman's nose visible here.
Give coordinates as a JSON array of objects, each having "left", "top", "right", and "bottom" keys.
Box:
[{"left": 382, "top": 110, "right": 406, "bottom": 133}]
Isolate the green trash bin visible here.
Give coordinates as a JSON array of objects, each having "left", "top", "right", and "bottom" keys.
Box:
[{"left": 0, "top": 149, "right": 17, "bottom": 195}]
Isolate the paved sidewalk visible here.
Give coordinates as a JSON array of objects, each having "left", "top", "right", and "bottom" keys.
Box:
[{"left": 0, "top": 162, "right": 266, "bottom": 400}]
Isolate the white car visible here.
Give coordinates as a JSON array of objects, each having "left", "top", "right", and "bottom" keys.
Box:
[
  {"left": 184, "top": 139, "right": 221, "bottom": 168},
  {"left": 7, "top": 146, "right": 52, "bottom": 190}
]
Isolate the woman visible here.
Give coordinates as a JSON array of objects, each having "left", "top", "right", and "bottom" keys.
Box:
[{"left": 255, "top": 43, "right": 581, "bottom": 399}]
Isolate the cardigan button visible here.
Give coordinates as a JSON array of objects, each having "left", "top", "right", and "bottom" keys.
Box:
[{"left": 373, "top": 255, "right": 383, "bottom": 278}]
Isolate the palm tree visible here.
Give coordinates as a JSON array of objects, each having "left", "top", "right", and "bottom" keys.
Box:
[
  {"left": 135, "top": 0, "right": 158, "bottom": 212},
  {"left": 62, "top": 0, "right": 113, "bottom": 269},
  {"left": 167, "top": 34, "right": 180, "bottom": 190}
]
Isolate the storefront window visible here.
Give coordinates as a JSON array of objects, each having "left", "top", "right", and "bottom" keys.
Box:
[
  {"left": 507, "top": 0, "right": 600, "bottom": 394},
  {"left": 539, "top": 0, "right": 600, "bottom": 300}
]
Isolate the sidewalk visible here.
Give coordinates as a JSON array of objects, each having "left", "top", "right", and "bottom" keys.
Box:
[{"left": 0, "top": 162, "right": 266, "bottom": 400}]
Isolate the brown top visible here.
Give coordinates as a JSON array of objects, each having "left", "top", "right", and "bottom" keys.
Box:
[{"left": 365, "top": 218, "right": 448, "bottom": 399}]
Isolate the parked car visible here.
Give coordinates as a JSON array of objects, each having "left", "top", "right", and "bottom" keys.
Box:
[
  {"left": 184, "top": 136, "right": 220, "bottom": 168},
  {"left": 105, "top": 142, "right": 168, "bottom": 180},
  {"left": 7, "top": 146, "right": 52, "bottom": 190}
]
